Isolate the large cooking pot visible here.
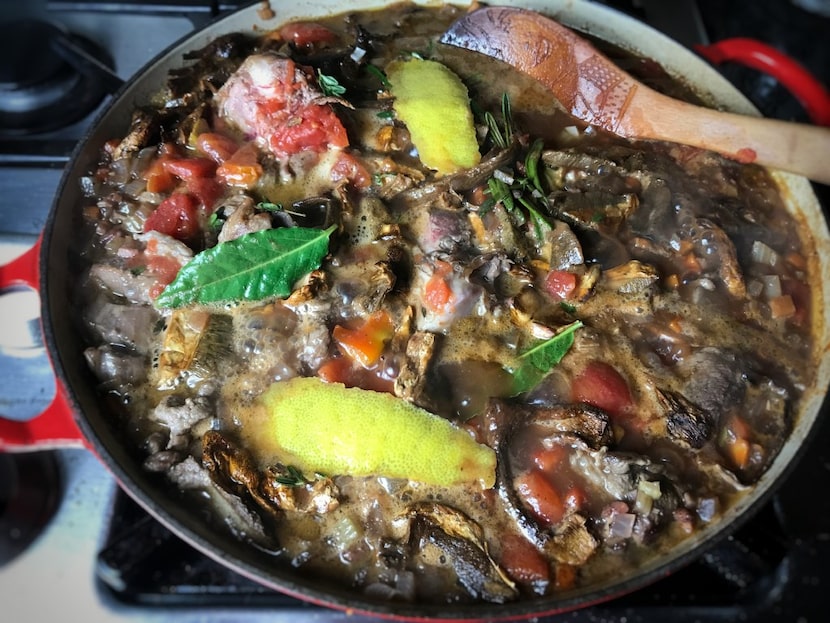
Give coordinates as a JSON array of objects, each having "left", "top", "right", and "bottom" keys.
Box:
[{"left": 2, "top": 0, "right": 830, "bottom": 619}]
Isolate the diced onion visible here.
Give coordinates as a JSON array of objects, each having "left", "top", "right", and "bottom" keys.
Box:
[
  {"left": 761, "top": 274, "right": 782, "bottom": 299},
  {"left": 751, "top": 240, "right": 779, "bottom": 267},
  {"left": 609, "top": 512, "right": 636, "bottom": 539},
  {"left": 638, "top": 479, "right": 661, "bottom": 499},
  {"left": 329, "top": 513, "right": 362, "bottom": 549},
  {"left": 350, "top": 46, "right": 367, "bottom": 62}
]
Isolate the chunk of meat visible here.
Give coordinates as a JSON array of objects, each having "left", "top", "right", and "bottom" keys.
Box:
[
  {"left": 217, "top": 194, "right": 272, "bottom": 242},
  {"left": 215, "top": 53, "right": 349, "bottom": 159}
]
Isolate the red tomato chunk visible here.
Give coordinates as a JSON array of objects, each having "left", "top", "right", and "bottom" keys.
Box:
[{"left": 143, "top": 193, "right": 201, "bottom": 242}]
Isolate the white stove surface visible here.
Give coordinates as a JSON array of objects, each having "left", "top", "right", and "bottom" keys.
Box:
[{"left": 0, "top": 449, "right": 382, "bottom": 622}]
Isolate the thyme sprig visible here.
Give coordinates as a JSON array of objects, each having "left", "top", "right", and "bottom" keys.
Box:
[{"left": 317, "top": 70, "right": 346, "bottom": 97}]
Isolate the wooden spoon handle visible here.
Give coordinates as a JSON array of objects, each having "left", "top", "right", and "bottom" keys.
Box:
[
  {"left": 624, "top": 87, "right": 830, "bottom": 185},
  {"left": 442, "top": 6, "right": 830, "bottom": 184}
]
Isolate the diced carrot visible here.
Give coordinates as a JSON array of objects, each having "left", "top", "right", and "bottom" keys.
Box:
[
  {"left": 728, "top": 438, "right": 751, "bottom": 469},
  {"left": 216, "top": 143, "right": 263, "bottom": 188},
  {"left": 499, "top": 533, "right": 550, "bottom": 588},
  {"left": 785, "top": 251, "right": 807, "bottom": 271},
  {"left": 554, "top": 563, "right": 577, "bottom": 591},
  {"left": 768, "top": 294, "right": 796, "bottom": 319},
  {"left": 332, "top": 310, "right": 394, "bottom": 368},
  {"left": 723, "top": 415, "right": 752, "bottom": 469},
  {"left": 515, "top": 470, "right": 566, "bottom": 527},
  {"left": 682, "top": 252, "right": 701, "bottom": 273}
]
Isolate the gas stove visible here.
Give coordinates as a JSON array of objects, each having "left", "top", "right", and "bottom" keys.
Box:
[{"left": 1, "top": 1, "right": 829, "bottom": 622}]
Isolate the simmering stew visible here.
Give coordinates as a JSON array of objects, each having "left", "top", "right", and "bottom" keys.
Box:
[{"left": 74, "top": 1, "right": 820, "bottom": 605}]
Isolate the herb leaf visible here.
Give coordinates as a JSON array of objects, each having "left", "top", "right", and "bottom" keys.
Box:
[
  {"left": 511, "top": 320, "right": 583, "bottom": 393},
  {"left": 274, "top": 465, "right": 306, "bottom": 487},
  {"left": 155, "top": 225, "right": 336, "bottom": 308},
  {"left": 317, "top": 71, "right": 346, "bottom": 97}
]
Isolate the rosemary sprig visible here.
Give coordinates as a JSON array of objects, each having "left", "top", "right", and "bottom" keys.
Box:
[{"left": 274, "top": 464, "right": 306, "bottom": 487}]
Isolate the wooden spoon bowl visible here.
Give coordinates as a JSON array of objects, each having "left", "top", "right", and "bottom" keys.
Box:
[{"left": 441, "top": 6, "right": 830, "bottom": 184}]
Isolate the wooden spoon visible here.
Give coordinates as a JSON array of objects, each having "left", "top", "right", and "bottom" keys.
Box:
[{"left": 440, "top": 6, "right": 830, "bottom": 185}]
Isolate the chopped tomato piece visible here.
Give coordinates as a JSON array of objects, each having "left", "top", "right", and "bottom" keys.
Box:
[
  {"left": 515, "top": 469, "right": 565, "bottom": 527},
  {"left": 146, "top": 254, "right": 182, "bottom": 287},
  {"left": 564, "top": 485, "right": 587, "bottom": 513},
  {"left": 317, "top": 356, "right": 354, "bottom": 385},
  {"left": 217, "top": 143, "right": 263, "bottom": 188},
  {"left": 186, "top": 177, "right": 223, "bottom": 211},
  {"left": 143, "top": 193, "right": 201, "bottom": 243},
  {"left": 143, "top": 157, "right": 176, "bottom": 193},
  {"left": 162, "top": 157, "right": 217, "bottom": 179},
  {"left": 317, "top": 355, "right": 395, "bottom": 394},
  {"left": 278, "top": 22, "right": 338, "bottom": 48},
  {"left": 267, "top": 103, "right": 349, "bottom": 156},
  {"left": 423, "top": 260, "right": 455, "bottom": 313},
  {"left": 544, "top": 269, "right": 577, "bottom": 300},
  {"left": 196, "top": 132, "right": 239, "bottom": 163},
  {"left": 531, "top": 444, "right": 569, "bottom": 474},
  {"left": 571, "top": 360, "right": 633, "bottom": 418},
  {"left": 499, "top": 533, "right": 550, "bottom": 589},
  {"left": 332, "top": 310, "right": 395, "bottom": 368},
  {"left": 331, "top": 151, "right": 372, "bottom": 189},
  {"left": 424, "top": 274, "right": 453, "bottom": 313}
]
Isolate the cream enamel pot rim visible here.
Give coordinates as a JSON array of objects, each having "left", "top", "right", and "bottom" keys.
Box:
[{"left": 1, "top": 0, "right": 829, "bottom": 620}]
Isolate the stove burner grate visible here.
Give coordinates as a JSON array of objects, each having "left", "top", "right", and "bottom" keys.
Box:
[{"left": 0, "top": 19, "right": 119, "bottom": 136}]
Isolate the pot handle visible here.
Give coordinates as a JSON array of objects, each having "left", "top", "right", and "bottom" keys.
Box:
[
  {"left": 694, "top": 37, "right": 830, "bottom": 127},
  {"left": 0, "top": 239, "right": 87, "bottom": 451}
]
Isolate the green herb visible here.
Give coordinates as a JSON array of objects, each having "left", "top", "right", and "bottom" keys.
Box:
[
  {"left": 524, "top": 138, "right": 546, "bottom": 196},
  {"left": 207, "top": 212, "right": 223, "bottom": 231},
  {"left": 510, "top": 320, "right": 583, "bottom": 393},
  {"left": 257, "top": 201, "right": 284, "bottom": 213},
  {"left": 365, "top": 64, "right": 390, "bottom": 88},
  {"left": 155, "top": 225, "right": 336, "bottom": 308},
  {"left": 317, "top": 70, "right": 346, "bottom": 97},
  {"left": 560, "top": 301, "right": 577, "bottom": 314},
  {"left": 376, "top": 109, "right": 395, "bottom": 120},
  {"left": 274, "top": 465, "right": 306, "bottom": 487}
]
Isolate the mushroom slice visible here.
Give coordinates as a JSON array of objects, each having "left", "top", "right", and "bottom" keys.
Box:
[
  {"left": 657, "top": 388, "right": 714, "bottom": 449},
  {"left": 405, "top": 502, "right": 519, "bottom": 603},
  {"left": 394, "top": 331, "right": 437, "bottom": 408}
]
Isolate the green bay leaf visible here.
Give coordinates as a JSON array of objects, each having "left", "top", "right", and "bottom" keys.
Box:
[
  {"left": 511, "top": 320, "right": 583, "bottom": 394},
  {"left": 155, "top": 225, "right": 335, "bottom": 308}
]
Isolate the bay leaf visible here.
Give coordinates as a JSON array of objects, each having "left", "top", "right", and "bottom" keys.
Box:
[
  {"left": 511, "top": 320, "right": 583, "bottom": 393},
  {"left": 155, "top": 225, "right": 335, "bottom": 308}
]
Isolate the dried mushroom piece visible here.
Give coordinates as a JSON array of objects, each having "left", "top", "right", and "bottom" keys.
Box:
[{"left": 404, "top": 502, "right": 519, "bottom": 603}]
